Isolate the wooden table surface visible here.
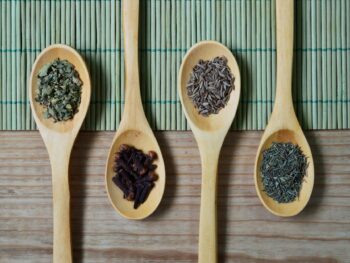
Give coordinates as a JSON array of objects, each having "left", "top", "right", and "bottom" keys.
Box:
[{"left": 0, "top": 131, "right": 349, "bottom": 263}]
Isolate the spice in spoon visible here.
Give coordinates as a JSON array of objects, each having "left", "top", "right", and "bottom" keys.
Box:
[
  {"left": 186, "top": 56, "right": 234, "bottom": 116},
  {"left": 113, "top": 144, "right": 158, "bottom": 209},
  {"left": 260, "top": 142, "right": 308, "bottom": 203},
  {"left": 36, "top": 58, "right": 82, "bottom": 122}
]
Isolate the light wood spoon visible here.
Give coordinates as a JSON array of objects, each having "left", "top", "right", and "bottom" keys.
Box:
[
  {"left": 105, "top": 0, "right": 165, "bottom": 220},
  {"left": 254, "top": 0, "right": 314, "bottom": 217},
  {"left": 178, "top": 41, "right": 241, "bottom": 263},
  {"left": 29, "top": 44, "right": 91, "bottom": 263}
]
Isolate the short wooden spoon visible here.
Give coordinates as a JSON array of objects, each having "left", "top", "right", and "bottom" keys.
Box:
[
  {"left": 29, "top": 44, "right": 91, "bottom": 262},
  {"left": 178, "top": 41, "right": 241, "bottom": 263},
  {"left": 105, "top": 0, "right": 165, "bottom": 220},
  {"left": 254, "top": 0, "right": 314, "bottom": 217}
]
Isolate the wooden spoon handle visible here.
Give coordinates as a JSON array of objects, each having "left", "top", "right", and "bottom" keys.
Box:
[
  {"left": 122, "top": 0, "right": 144, "bottom": 122},
  {"left": 51, "top": 156, "right": 72, "bottom": 263},
  {"left": 198, "top": 150, "right": 219, "bottom": 263},
  {"left": 274, "top": 0, "right": 295, "bottom": 116}
]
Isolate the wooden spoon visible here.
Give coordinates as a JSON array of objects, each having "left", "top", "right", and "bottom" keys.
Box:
[
  {"left": 254, "top": 0, "right": 314, "bottom": 217},
  {"left": 178, "top": 41, "right": 241, "bottom": 263},
  {"left": 29, "top": 44, "right": 91, "bottom": 263},
  {"left": 105, "top": 0, "right": 165, "bottom": 220}
]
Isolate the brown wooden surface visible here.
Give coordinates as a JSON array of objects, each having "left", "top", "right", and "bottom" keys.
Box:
[{"left": 0, "top": 131, "right": 349, "bottom": 263}]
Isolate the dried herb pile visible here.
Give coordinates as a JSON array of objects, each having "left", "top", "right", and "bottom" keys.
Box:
[
  {"left": 260, "top": 142, "right": 308, "bottom": 203},
  {"left": 186, "top": 56, "right": 234, "bottom": 116},
  {"left": 36, "top": 58, "right": 82, "bottom": 122},
  {"left": 113, "top": 144, "right": 158, "bottom": 209}
]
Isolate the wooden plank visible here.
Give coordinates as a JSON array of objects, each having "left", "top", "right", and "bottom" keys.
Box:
[{"left": 0, "top": 131, "right": 349, "bottom": 263}]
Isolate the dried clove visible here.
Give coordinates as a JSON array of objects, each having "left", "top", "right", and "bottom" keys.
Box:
[{"left": 112, "top": 144, "right": 158, "bottom": 209}]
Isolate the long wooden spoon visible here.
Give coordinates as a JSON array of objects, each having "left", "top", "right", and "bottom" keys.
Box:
[
  {"left": 29, "top": 44, "right": 91, "bottom": 262},
  {"left": 254, "top": 0, "right": 314, "bottom": 217},
  {"left": 178, "top": 41, "right": 241, "bottom": 263},
  {"left": 105, "top": 0, "right": 165, "bottom": 220}
]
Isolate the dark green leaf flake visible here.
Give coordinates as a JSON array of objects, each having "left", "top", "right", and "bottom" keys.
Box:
[{"left": 35, "top": 58, "right": 83, "bottom": 122}]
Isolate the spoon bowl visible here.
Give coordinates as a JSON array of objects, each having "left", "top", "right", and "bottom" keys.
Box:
[
  {"left": 178, "top": 40, "right": 240, "bottom": 263},
  {"left": 255, "top": 128, "right": 314, "bottom": 217},
  {"left": 179, "top": 41, "right": 240, "bottom": 132},
  {"left": 29, "top": 44, "right": 91, "bottom": 263},
  {"left": 105, "top": 129, "right": 165, "bottom": 220},
  {"left": 30, "top": 44, "right": 91, "bottom": 134}
]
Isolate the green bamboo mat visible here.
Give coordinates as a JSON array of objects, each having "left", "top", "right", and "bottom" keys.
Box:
[{"left": 0, "top": 0, "right": 349, "bottom": 131}]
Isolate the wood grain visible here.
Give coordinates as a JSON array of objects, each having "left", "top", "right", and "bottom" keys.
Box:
[{"left": 0, "top": 131, "right": 349, "bottom": 263}]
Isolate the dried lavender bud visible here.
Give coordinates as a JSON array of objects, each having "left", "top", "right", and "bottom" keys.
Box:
[
  {"left": 112, "top": 145, "right": 158, "bottom": 209},
  {"left": 260, "top": 142, "right": 308, "bottom": 203},
  {"left": 186, "top": 56, "right": 234, "bottom": 117},
  {"left": 35, "top": 58, "right": 82, "bottom": 122}
]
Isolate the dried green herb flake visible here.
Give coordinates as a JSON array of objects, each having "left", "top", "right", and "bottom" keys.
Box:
[{"left": 35, "top": 58, "right": 82, "bottom": 122}]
